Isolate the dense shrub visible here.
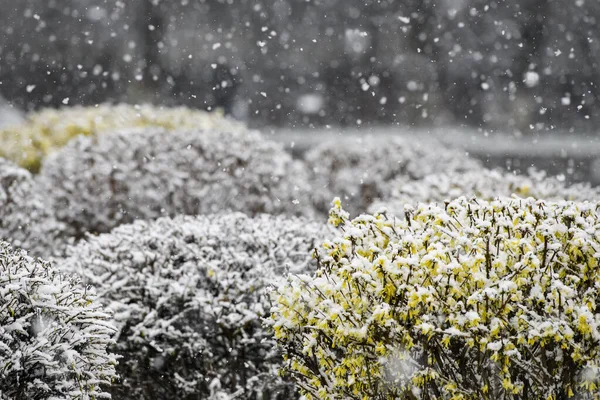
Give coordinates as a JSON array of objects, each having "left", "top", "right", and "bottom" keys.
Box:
[
  {"left": 271, "top": 197, "right": 600, "bottom": 399},
  {"left": 305, "top": 137, "right": 482, "bottom": 216},
  {"left": 369, "top": 168, "right": 600, "bottom": 216},
  {"left": 60, "top": 213, "right": 331, "bottom": 399},
  {"left": 0, "top": 241, "right": 117, "bottom": 399},
  {"left": 0, "top": 158, "right": 66, "bottom": 257},
  {"left": 0, "top": 104, "right": 246, "bottom": 171},
  {"left": 38, "top": 127, "right": 315, "bottom": 238}
]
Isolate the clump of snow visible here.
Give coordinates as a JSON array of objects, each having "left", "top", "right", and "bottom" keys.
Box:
[
  {"left": 297, "top": 93, "right": 324, "bottom": 114},
  {"left": 304, "top": 136, "right": 482, "bottom": 216},
  {"left": 271, "top": 197, "right": 600, "bottom": 399},
  {"left": 0, "top": 103, "right": 247, "bottom": 171},
  {"left": 37, "top": 127, "right": 316, "bottom": 239},
  {"left": 0, "top": 241, "right": 117, "bottom": 399},
  {"left": 369, "top": 168, "right": 600, "bottom": 216},
  {"left": 0, "top": 158, "right": 67, "bottom": 257},
  {"left": 344, "top": 29, "right": 371, "bottom": 56},
  {"left": 524, "top": 71, "right": 540, "bottom": 88},
  {"left": 60, "top": 213, "right": 331, "bottom": 399}
]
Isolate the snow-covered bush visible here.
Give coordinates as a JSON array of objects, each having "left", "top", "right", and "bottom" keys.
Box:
[
  {"left": 60, "top": 213, "right": 331, "bottom": 399},
  {"left": 271, "top": 197, "right": 600, "bottom": 399},
  {"left": 0, "top": 241, "right": 117, "bottom": 399},
  {"left": 0, "top": 158, "right": 66, "bottom": 257},
  {"left": 0, "top": 104, "right": 246, "bottom": 171},
  {"left": 38, "top": 127, "right": 315, "bottom": 238},
  {"left": 369, "top": 168, "right": 600, "bottom": 216},
  {"left": 305, "top": 137, "right": 482, "bottom": 216}
]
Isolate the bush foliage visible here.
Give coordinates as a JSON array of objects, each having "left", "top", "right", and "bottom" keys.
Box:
[
  {"left": 0, "top": 158, "right": 66, "bottom": 257},
  {"left": 270, "top": 197, "right": 600, "bottom": 399},
  {"left": 38, "top": 127, "right": 315, "bottom": 238},
  {"left": 0, "top": 241, "right": 117, "bottom": 399},
  {"left": 305, "top": 137, "right": 482, "bottom": 216},
  {"left": 369, "top": 168, "right": 600, "bottom": 216},
  {"left": 0, "top": 104, "right": 246, "bottom": 171},
  {"left": 60, "top": 213, "right": 331, "bottom": 399}
]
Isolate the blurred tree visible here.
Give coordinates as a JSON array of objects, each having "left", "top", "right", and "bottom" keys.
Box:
[
  {"left": 0, "top": 0, "right": 598, "bottom": 131},
  {"left": 0, "top": 0, "right": 141, "bottom": 109}
]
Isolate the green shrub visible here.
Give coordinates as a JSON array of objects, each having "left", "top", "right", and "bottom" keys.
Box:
[{"left": 270, "top": 197, "right": 600, "bottom": 399}]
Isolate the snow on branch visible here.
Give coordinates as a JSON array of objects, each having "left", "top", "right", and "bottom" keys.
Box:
[
  {"left": 60, "top": 213, "right": 332, "bottom": 399},
  {"left": 0, "top": 241, "right": 117, "bottom": 399},
  {"left": 271, "top": 196, "right": 600, "bottom": 399}
]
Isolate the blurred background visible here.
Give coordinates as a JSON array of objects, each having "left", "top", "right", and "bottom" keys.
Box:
[{"left": 1, "top": 0, "right": 600, "bottom": 180}]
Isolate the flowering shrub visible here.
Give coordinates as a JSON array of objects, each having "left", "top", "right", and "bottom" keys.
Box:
[
  {"left": 0, "top": 158, "right": 66, "bottom": 257},
  {"left": 60, "top": 213, "right": 331, "bottom": 399},
  {"left": 0, "top": 241, "right": 117, "bottom": 399},
  {"left": 305, "top": 137, "right": 482, "bottom": 216},
  {"left": 270, "top": 197, "right": 600, "bottom": 399},
  {"left": 0, "top": 104, "right": 246, "bottom": 171},
  {"left": 38, "top": 127, "right": 315, "bottom": 238},
  {"left": 369, "top": 168, "right": 600, "bottom": 216}
]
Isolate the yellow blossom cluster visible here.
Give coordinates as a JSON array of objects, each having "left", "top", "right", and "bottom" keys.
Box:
[
  {"left": 270, "top": 196, "right": 600, "bottom": 399},
  {"left": 0, "top": 104, "right": 246, "bottom": 171}
]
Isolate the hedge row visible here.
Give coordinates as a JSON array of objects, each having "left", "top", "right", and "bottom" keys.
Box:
[
  {"left": 2, "top": 105, "right": 600, "bottom": 399},
  {"left": 0, "top": 104, "right": 484, "bottom": 257}
]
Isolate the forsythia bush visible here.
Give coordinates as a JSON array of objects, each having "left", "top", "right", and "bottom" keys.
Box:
[
  {"left": 305, "top": 137, "right": 482, "bottom": 216},
  {"left": 38, "top": 127, "right": 315, "bottom": 238},
  {"left": 0, "top": 104, "right": 246, "bottom": 171},
  {"left": 0, "top": 242, "right": 117, "bottom": 399},
  {"left": 60, "top": 213, "right": 331, "bottom": 399},
  {"left": 369, "top": 168, "right": 600, "bottom": 216},
  {"left": 0, "top": 158, "right": 66, "bottom": 257},
  {"left": 270, "top": 197, "right": 600, "bottom": 399}
]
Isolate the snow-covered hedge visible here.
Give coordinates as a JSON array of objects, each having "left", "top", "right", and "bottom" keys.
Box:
[
  {"left": 271, "top": 197, "right": 600, "bottom": 399},
  {"left": 0, "top": 241, "right": 117, "bottom": 399},
  {"left": 0, "top": 158, "right": 66, "bottom": 257},
  {"left": 369, "top": 168, "right": 600, "bottom": 216},
  {"left": 38, "top": 127, "right": 315, "bottom": 238},
  {"left": 305, "top": 137, "right": 482, "bottom": 216},
  {"left": 0, "top": 104, "right": 246, "bottom": 171},
  {"left": 60, "top": 213, "right": 331, "bottom": 399}
]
